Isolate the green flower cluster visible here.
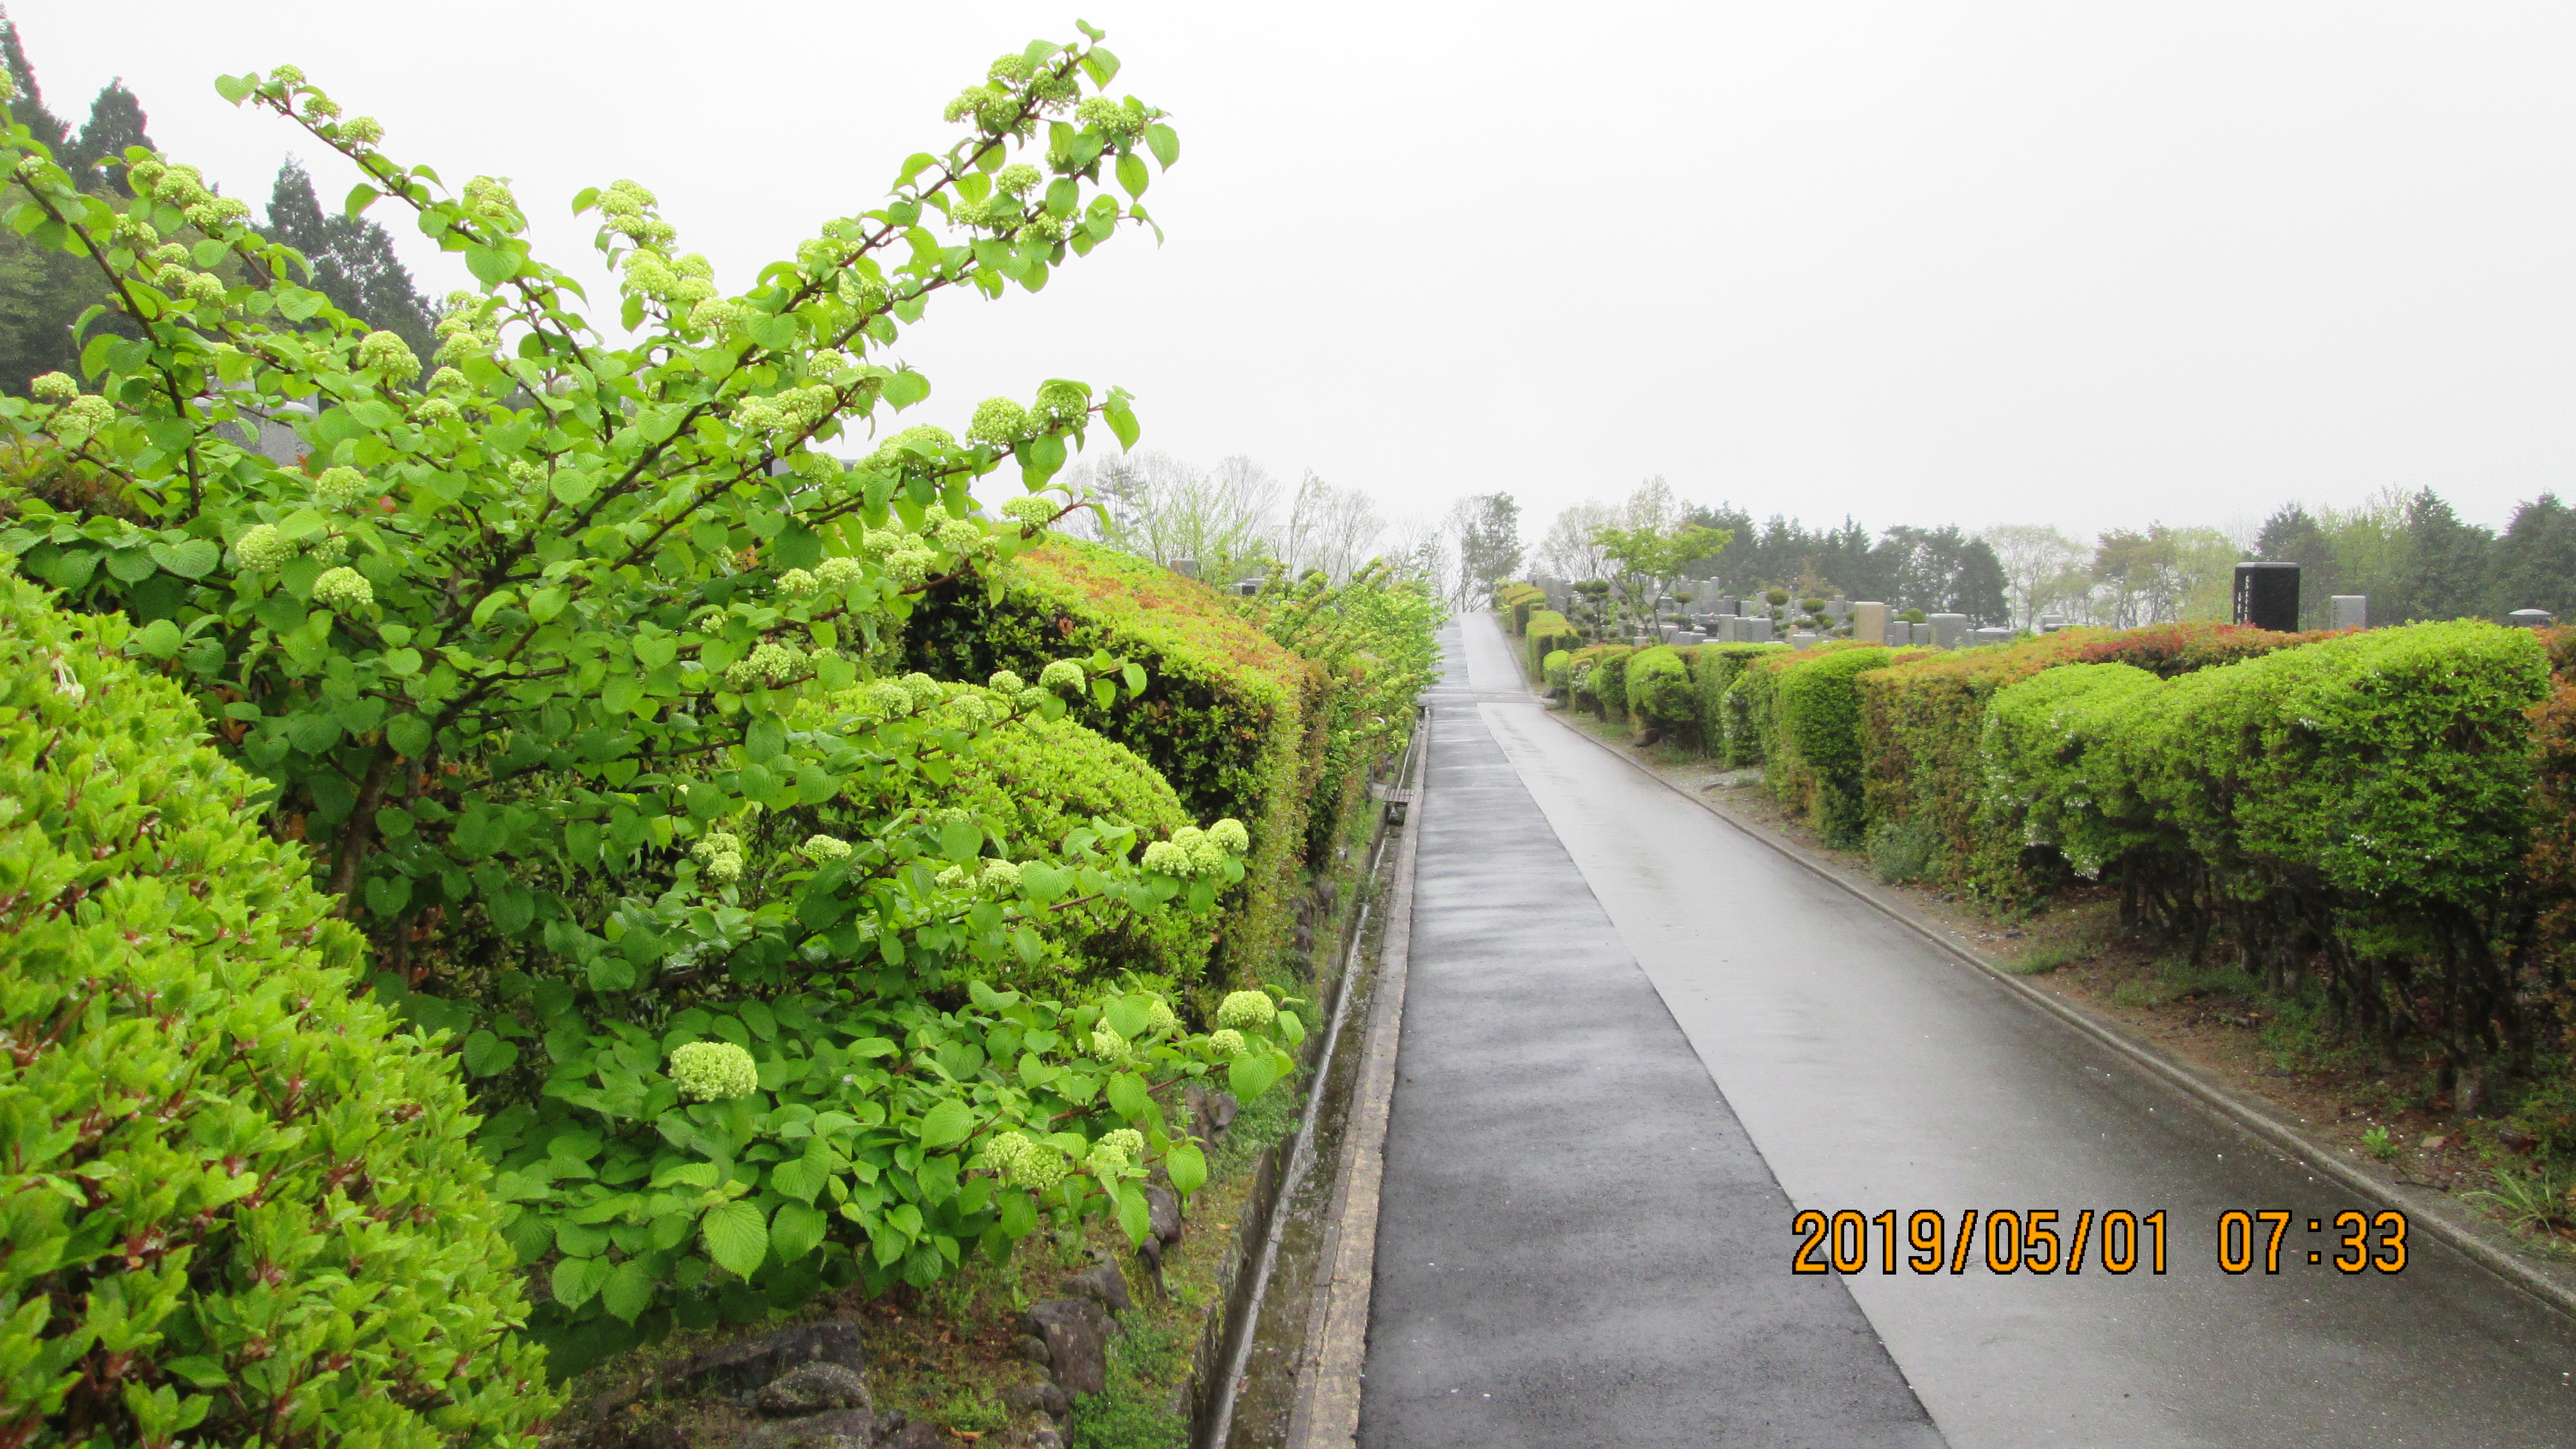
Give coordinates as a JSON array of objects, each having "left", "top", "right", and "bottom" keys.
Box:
[
  {"left": 984, "top": 1131, "right": 1067, "bottom": 1192},
  {"left": 311, "top": 565, "right": 373, "bottom": 612},
  {"left": 669, "top": 1040, "right": 760, "bottom": 1101},
  {"left": 1216, "top": 990, "right": 1276, "bottom": 1030},
  {"left": 692, "top": 830, "right": 746, "bottom": 883}
]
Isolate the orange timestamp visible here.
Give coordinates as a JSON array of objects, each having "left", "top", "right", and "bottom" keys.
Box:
[{"left": 1791, "top": 1208, "right": 2409, "bottom": 1275}]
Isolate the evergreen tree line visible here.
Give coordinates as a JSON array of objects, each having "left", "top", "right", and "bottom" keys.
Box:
[
  {"left": 0, "top": 8, "right": 439, "bottom": 396},
  {"left": 2255, "top": 486, "right": 2576, "bottom": 629},
  {"left": 1679, "top": 505, "right": 2012, "bottom": 623}
]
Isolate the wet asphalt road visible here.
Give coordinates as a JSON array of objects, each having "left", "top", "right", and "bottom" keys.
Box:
[
  {"left": 1358, "top": 626, "right": 1942, "bottom": 1448},
  {"left": 1362, "top": 616, "right": 2576, "bottom": 1448}
]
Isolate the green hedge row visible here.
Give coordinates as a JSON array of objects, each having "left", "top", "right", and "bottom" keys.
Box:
[
  {"left": 1528, "top": 609, "right": 1579, "bottom": 675},
  {"left": 1983, "top": 622, "right": 2548, "bottom": 1096}
]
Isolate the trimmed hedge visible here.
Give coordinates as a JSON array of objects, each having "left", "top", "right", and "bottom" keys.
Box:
[
  {"left": 1626, "top": 645, "right": 1696, "bottom": 742},
  {"left": 1987, "top": 622, "right": 2547, "bottom": 1097},
  {"left": 1774, "top": 645, "right": 1918, "bottom": 845},
  {"left": 1685, "top": 642, "right": 1787, "bottom": 764},
  {"left": 902, "top": 539, "right": 1327, "bottom": 984},
  {"left": 1527, "top": 609, "right": 1578, "bottom": 675},
  {"left": 1542, "top": 648, "right": 1573, "bottom": 692},
  {"left": 1857, "top": 622, "right": 2343, "bottom": 897},
  {"left": 1497, "top": 581, "right": 1547, "bottom": 634},
  {"left": 1567, "top": 643, "right": 1630, "bottom": 716},
  {"left": 827, "top": 711, "right": 1207, "bottom": 988},
  {"left": 1593, "top": 646, "right": 1641, "bottom": 718},
  {"left": 1978, "top": 662, "right": 2166, "bottom": 883},
  {"left": 0, "top": 570, "right": 555, "bottom": 1447}
]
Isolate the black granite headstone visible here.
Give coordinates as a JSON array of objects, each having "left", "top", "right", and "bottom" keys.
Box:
[{"left": 2233, "top": 562, "right": 2300, "bottom": 631}]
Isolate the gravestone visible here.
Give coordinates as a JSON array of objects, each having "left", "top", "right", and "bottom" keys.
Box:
[
  {"left": 2233, "top": 562, "right": 2300, "bottom": 631},
  {"left": 1678, "top": 630, "right": 1707, "bottom": 646},
  {"left": 1170, "top": 558, "right": 1200, "bottom": 580},
  {"left": 1711, "top": 599, "right": 1739, "bottom": 617},
  {"left": 2036, "top": 615, "right": 2064, "bottom": 634},
  {"left": 1235, "top": 575, "right": 1265, "bottom": 596},
  {"left": 2329, "top": 595, "right": 2367, "bottom": 629},
  {"left": 1850, "top": 602, "right": 1890, "bottom": 647},
  {"left": 1789, "top": 630, "right": 1819, "bottom": 650},
  {"left": 1972, "top": 627, "right": 2014, "bottom": 646},
  {"left": 1740, "top": 616, "right": 1774, "bottom": 643},
  {"left": 1928, "top": 613, "right": 1968, "bottom": 648},
  {"left": 2509, "top": 609, "right": 2556, "bottom": 629}
]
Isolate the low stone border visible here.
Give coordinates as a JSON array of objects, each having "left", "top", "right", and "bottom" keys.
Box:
[{"left": 1281, "top": 713, "right": 1426, "bottom": 1449}]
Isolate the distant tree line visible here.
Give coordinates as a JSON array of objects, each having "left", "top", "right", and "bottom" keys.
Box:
[
  {"left": 2255, "top": 487, "right": 2576, "bottom": 628},
  {"left": 0, "top": 7, "right": 439, "bottom": 396}
]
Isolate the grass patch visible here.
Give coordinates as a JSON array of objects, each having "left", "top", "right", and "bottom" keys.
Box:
[
  {"left": 2000, "top": 941, "right": 2088, "bottom": 976},
  {"left": 1865, "top": 816, "right": 1944, "bottom": 886},
  {"left": 2109, "top": 958, "right": 2259, "bottom": 1007},
  {"left": 1067, "top": 1320, "right": 1190, "bottom": 1449}
]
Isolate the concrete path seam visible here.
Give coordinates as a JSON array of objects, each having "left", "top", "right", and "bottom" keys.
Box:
[
  {"left": 1284, "top": 716, "right": 1427, "bottom": 1449},
  {"left": 1531, "top": 700, "right": 2576, "bottom": 1327}
]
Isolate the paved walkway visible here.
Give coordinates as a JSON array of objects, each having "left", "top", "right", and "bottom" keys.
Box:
[
  {"left": 1358, "top": 615, "right": 2576, "bottom": 1448},
  {"left": 1357, "top": 625, "right": 1944, "bottom": 1448}
]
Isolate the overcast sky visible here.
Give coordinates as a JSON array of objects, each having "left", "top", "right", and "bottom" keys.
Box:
[{"left": 17, "top": 1, "right": 2576, "bottom": 544}]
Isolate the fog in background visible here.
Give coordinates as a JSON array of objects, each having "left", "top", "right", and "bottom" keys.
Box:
[{"left": 18, "top": 1, "right": 2576, "bottom": 539}]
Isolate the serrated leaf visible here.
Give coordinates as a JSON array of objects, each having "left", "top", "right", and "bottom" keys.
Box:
[
  {"left": 466, "top": 243, "right": 519, "bottom": 286},
  {"left": 770, "top": 1201, "right": 828, "bottom": 1263},
  {"left": 998, "top": 1188, "right": 1039, "bottom": 1238},
  {"left": 1228, "top": 1050, "right": 1281, "bottom": 1102},
  {"left": 134, "top": 618, "right": 182, "bottom": 659},
  {"left": 1115, "top": 1183, "right": 1150, "bottom": 1246},
  {"left": 461, "top": 1030, "right": 519, "bottom": 1077},
  {"left": 148, "top": 538, "right": 219, "bottom": 579},
  {"left": 1147, "top": 123, "right": 1180, "bottom": 169},
  {"left": 939, "top": 820, "right": 982, "bottom": 864},
  {"left": 214, "top": 74, "right": 255, "bottom": 105},
  {"left": 1105, "top": 1072, "right": 1149, "bottom": 1122},
  {"left": 1165, "top": 1142, "right": 1207, "bottom": 1197},
  {"left": 601, "top": 1258, "right": 656, "bottom": 1322},
  {"left": 700, "top": 1200, "right": 770, "bottom": 1278},
  {"left": 344, "top": 183, "right": 381, "bottom": 218},
  {"left": 550, "top": 1254, "right": 612, "bottom": 1309},
  {"left": 916, "top": 1098, "right": 973, "bottom": 1148},
  {"left": 1116, "top": 151, "right": 1149, "bottom": 199}
]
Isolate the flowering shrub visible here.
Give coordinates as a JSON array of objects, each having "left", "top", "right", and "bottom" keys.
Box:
[
  {"left": 0, "top": 27, "right": 1276, "bottom": 1380},
  {"left": 0, "top": 570, "right": 553, "bottom": 1447},
  {"left": 1237, "top": 559, "right": 1443, "bottom": 856}
]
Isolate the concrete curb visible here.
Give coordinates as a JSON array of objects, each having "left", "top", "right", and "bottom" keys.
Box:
[
  {"left": 1529, "top": 697, "right": 2576, "bottom": 1328},
  {"left": 1283, "top": 708, "right": 1427, "bottom": 1449}
]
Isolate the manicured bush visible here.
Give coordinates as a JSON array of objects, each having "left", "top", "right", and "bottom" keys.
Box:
[
  {"left": 1775, "top": 645, "right": 1908, "bottom": 845},
  {"left": 1986, "top": 622, "right": 2546, "bottom": 1102},
  {"left": 1593, "top": 646, "right": 1641, "bottom": 718},
  {"left": 1542, "top": 648, "right": 1573, "bottom": 692},
  {"left": 1527, "top": 609, "right": 1579, "bottom": 674},
  {"left": 1858, "top": 622, "right": 2340, "bottom": 897},
  {"left": 0, "top": 570, "right": 555, "bottom": 1447},
  {"left": 1239, "top": 561, "right": 1442, "bottom": 859},
  {"left": 904, "top": 538, "right": 1328, "bottom": 984},
  {"left": 1686, "top": 642, "right": 1786, "bottom": 763},
  {"left": 1979, "top": 662, "right": 2166, "bottom": 884},
  {"left": 1496, "top": 581, "right": 1546, "bottom": 634},
  {"left": 828, "top": 711, "right": 1209, "bottom": 987},
  {"left": 1625, "top": 644, "right": 1696, "bottom": 742},
  {"left": 1566, "top": 643, "right": 1628, "bottom": 717}
]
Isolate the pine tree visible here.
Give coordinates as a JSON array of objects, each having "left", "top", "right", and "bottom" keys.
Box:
[
  {"left": 64, "top": 78, "right": 150, "bottom": 194},
  {"left": 0, "top": 7, "right": 94, "bottom": 393},
  {"left": 2490, "top": 494, "right": 2576, "bottom": 619},
  {"left": 2255, "top": 503, "right": 2336, "bottom": 628},
  {"left": 265, "top": 157, "right": 442, "bottom": 370}
]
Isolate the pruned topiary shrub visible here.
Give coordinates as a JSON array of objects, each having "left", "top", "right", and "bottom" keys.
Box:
[
  {"left": 1526, "top": 609, "right": 1578, "bottom": 674},
  {"left": 1542, "top": 648, "right": 1573, "bottom": 694},
  {"left": 1624, "top": 643, "right": 1694, "bottom": 744},
  {"left": 0, "top": 570, "right": 555, "bottom": 1448},
  {"left": 902, "top": 538, "right": 1327, "bottom": 984},
  {"left": 1773, "top": 644, "right": 1913, "bottom": 846},
  {"left": 1685, "top": 642, "right": 1785, "bottom": 763}
]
